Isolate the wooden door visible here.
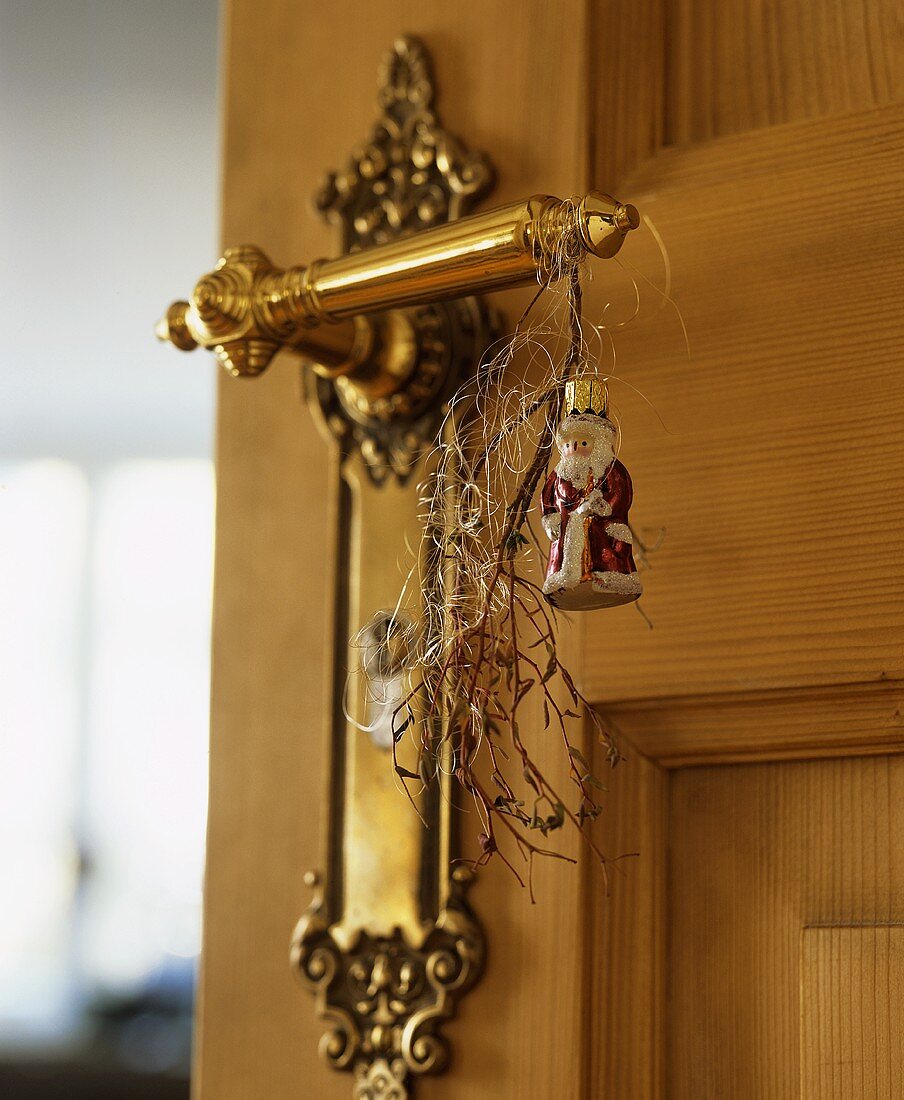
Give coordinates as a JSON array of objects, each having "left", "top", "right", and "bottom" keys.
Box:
[{"left": 199, "top": 1, "right": 904, "bottom": 1097}]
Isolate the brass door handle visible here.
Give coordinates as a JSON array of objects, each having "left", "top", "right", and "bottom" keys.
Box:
[{"left": 156, "top": 191, "right": 638, "bottom": 399}]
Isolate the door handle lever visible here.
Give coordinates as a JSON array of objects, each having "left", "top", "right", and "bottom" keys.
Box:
[{"left": 156, "top": 191, "right": 638, "bottom": 400}]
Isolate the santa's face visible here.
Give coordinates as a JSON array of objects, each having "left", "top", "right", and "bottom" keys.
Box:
[
  {"left": 555, "top": 416, "right": 616, "bottom": 485},
  {"left": 560, "top": 435, "right": 593, "bottom": 456}
]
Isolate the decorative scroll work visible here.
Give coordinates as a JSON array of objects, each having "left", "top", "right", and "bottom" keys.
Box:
[
  {"left": 292, "top": 868, "right": 485, "bottom": 1098},
  {"left": 316, "top": 36, "right": 494, "bottom": 252},
  {"left": 310, "top": 35, "right": 497, "bottom": 484}
]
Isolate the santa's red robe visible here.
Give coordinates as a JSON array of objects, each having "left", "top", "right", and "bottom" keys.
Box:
[{"left": 541, "top": 459, "right": 641, "bottom": 609}]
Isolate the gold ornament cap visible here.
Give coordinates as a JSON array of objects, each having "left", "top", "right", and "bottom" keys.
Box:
[{"left": 565, "top": 377, "right": 608, "bottom": 417}]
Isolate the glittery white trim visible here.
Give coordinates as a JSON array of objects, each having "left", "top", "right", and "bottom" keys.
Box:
[
  {"left": 556, "top": 414, "right": 617, "bottom": 452},
  {"left": 605, "top": 522, "right": 632, "bottom": 543},
  {"left": 542, "top": 512, "right": 560, "bottom": 540},
  {"left": 543, "top": 513, "right": 585, "bottom": 596},
  {"left": 577, "top": 489, "right": 612, "bottom": 517},
  {"left": 555, "top": 452, "right": 614, "bottom": 489},
  {"left": 546, "top": 578, "right": 638, "bottom": 610},
  {"left": 592, "top": 570, "right": 642, "bottom": 596}
]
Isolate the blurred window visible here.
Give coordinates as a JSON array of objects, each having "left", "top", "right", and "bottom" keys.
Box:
[
  {"left": 0, "top": 0, "right": 219, "bottom": 1086},
  {"left": 0, "top": 460, "right": 213, "bottom": 1070},
  {"left": 0, "top": 462, "right": 89, "bottom": 1042}
]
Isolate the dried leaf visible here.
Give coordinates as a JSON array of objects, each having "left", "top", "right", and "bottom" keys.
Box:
[
  {"left": 392, "top": 713, "right": 412, "bottom": 742},
  {"left": 541, "top": 651, "right": 557, "bottom": 683}
]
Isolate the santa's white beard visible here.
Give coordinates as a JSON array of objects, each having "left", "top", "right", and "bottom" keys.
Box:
[{"left": 555, "top": 440, "right": 614, "bottom": 487}]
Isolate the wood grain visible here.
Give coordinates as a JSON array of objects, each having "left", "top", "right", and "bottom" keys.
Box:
[
  {"left": 589, "top": 0, "right": 666, "bottom": 184},
  {"left": 585, "top": 740, "right": 668, "bottom": 1099},
  {"left": 801, "top": 925, "right": 904, "bottom": 1100},
  {"left": 667, "top": 0, "right": 904, "bottom": 145},
  {"left": 581, "top": 104, "right": 904, "bottom": 705},
  {"left": 667, "top": 757, "right": 904, "bottom": 1097}
]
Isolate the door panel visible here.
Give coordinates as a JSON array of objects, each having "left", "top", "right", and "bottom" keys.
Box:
[
  {"left": 583, "top": 104, "right": 904, "bottom": 705},
  {"left": 668, "top": 758, "right": 904, "bottom": 1096},
  {"left": 801, "top": 924, "right": 904, "bottom": 1099},
  {"left": 591, "top": 753, "right": 904, "bottom": 1098}
]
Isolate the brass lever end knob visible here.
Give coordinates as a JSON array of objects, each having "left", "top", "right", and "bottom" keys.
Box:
[
  {"left": 578, "top": 191, "right": 640, "bottom": 259},
  {"left": 155, "top": 300, "right": 197, "bottom": 351},
  {"left": 156, "top": 246, "right": 283, "bottom": 377}
]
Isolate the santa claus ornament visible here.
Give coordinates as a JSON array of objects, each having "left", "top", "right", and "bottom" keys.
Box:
[{"left": 541, "top": 378, "right": 642, "bottom": 610}]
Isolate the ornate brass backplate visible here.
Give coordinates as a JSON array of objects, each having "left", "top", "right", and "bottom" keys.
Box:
[
  {"left": 309, "top": 36, "right": 496, "bottom": 485},
  {"left": 314, "top": 35, "right": 493, "bottom": 250},
  {"left": 291, "top": 37, "right": 493, "bottom": 1098}
]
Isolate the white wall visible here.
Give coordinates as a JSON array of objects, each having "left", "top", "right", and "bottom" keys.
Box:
[
  {"left": 0, "top": 2, "right": 220, "bottom": 1057},
  {"left": 0, "top": 0, "right": 220, "bottom": 462}
]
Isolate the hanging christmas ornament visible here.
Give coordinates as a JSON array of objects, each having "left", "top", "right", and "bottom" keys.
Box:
[{"left": 541, "top": 377, "right": 642, "bottom": 610}]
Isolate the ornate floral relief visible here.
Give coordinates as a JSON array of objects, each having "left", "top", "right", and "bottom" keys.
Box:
[
  {"left": 292, "top": 868, "right": 484, "bottom": 1099},
  {"left": 309, "top": 36, "right": 497, "bottom": 485},
  {"left": 316, "top": 36, "right": 493, "bottom": 253}
]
